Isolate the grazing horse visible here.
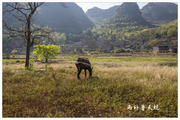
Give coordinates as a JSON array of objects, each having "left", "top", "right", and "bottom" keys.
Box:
[{"left": 75, "top": 58, "right": 93, "bottom": 79}]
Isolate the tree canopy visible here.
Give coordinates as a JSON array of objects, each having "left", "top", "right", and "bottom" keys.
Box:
[{"left": 33, "top": 44, "right": 61, "bottom": 63}]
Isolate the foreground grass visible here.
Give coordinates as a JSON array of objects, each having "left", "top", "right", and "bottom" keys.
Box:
[{"left": 2, "top": 55, "right": 178, "bottom": 117}]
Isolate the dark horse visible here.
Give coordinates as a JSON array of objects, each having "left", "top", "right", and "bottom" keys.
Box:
[{"left": 75, "top": 58, "right": 93, "bottom": 79}]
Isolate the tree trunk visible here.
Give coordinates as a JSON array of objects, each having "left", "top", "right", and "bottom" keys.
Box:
[
  {"left": 46, "top": 58, "right": 48, "bottom": 63},
  {"left": 25, "top": 43, "right": 31, "bottom": 67},
  {"left": 25, "top": 18, "right": 31, "bottom": 68}
]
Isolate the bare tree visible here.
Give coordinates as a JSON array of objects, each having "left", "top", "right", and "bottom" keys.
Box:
[{"left": 3, "top": 2, "right": 65, "bottom": 67}]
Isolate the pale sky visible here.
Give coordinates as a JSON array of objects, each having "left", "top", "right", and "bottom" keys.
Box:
[
  {"left": 76, "top": 2, "right": 178, "bottom": 13},
  {"left": 76, "top": 2, "right": 148, "bottom": 12}
]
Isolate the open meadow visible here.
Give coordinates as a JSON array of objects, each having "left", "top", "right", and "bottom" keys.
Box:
[{"left": 2, "top": 53, "right": 178, "bottom": 117}]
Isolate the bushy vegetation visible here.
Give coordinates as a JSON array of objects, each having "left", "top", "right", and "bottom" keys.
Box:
[
  {"left": 94, "top": 19, "right": 177, "bottom": 42},
  {"left": 111, "top": 48, "right": 133, "bottom": 53},
  {"left": 2, "top": 54, "right": 177, "bottom": 117}
]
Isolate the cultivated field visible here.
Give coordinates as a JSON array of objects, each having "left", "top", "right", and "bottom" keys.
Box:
[{"left": 2, "top": 53, "right": 178, "bottom": 117}]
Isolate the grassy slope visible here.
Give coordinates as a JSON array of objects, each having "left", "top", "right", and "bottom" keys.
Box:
[{"left": 2, "top": 54, "right": 178, "bottom": 117}]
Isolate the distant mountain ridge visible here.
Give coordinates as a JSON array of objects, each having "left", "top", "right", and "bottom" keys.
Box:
[
  {"left": 3, "top": 2, "right": 95, "bottom": 35},
  {"left": 105, "top": 2, "right": 154, "bottom": 29},
  {"left": 86, "top": 2, "right": 177, "bottom": 26},
  {"left": 86, "top": 6, "right": 119, "bottom": 26},
  {"left": 34, "top": 2, "right": 95, "bottom": 34},
  {"left": 141, "top": 2, "right": 178, "bottom": 25},
  {"left": 155, "top": 2, "right": 177, "bottom": 16}
]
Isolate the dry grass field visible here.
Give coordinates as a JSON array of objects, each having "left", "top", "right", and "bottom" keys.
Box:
[{"left": 2, "top": 53, "right": 178, "bottom": 117}]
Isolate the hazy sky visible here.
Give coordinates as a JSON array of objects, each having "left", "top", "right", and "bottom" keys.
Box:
[
  {"left": 76, "top": 2, "right": 147, "bottom": 12},
  {"left": 76, "top": 2, "right": 178, "bottom": 13}
]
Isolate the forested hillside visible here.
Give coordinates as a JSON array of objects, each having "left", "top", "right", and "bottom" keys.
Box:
[
  {"left": 141, "top": 2, "right": 177, "bottom": 26},
  {"left": 96, "top": 2, "right": 154, "bottom": 35},
  {"left": 35, "top": 2, "right": 95, "bottom": 34},
  {"left": 63, "top": 19, "right": 177, "bottom": 53},
  {"left": 59, "top": 17, "right": 177, "bottom": 53}
]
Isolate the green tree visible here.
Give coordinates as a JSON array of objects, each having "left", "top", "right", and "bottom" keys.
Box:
[
  {"left": 96, "top": 48, "right": 101, "bottom": 53},
  {"left": 59, "top": 33, "right": 66, "bottom": 44},
  {"left": 167, "top": 27, "right": 177, "bottom": 38},
  {"left": 74, "top": 48, "right": 77, "bottom": 54},
  {"left": 86, "top": 28, "right": 93, "bottom": 38},
  {"left": 11, "top": 49, "right": 17, "bottom": 58},
  {"left": 33, "top": 44, "right": 61, "bottom": 63}
]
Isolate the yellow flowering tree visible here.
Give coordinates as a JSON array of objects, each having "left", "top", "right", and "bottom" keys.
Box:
[{"left": 33, "top": 44, "right": 61, "bottom": 63}]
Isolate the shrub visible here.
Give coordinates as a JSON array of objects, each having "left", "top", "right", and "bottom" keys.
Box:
[
  {"left": 47, "top": 65, "right": 53, "bottom": 70},
  {"left": 159, "top": 62, "right": 177, "bottom": 67},
  {"left": 5, "top": 53, "right": 10, "bottom": 59}
]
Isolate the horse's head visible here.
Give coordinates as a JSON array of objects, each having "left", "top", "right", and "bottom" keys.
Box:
[{"left": 89, "top": 67, "right": 93, "bottom": 77}]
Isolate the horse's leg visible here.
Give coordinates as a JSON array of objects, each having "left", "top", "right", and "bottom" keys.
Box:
[
  {"left": 77, "top": 68, "right": 82, "bottom": 79},
  {"left": 85, "top": 69, "right": 86, "bottom": 78}
]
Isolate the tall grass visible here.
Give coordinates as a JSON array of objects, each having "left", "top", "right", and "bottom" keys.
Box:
[{"left": 2, "top": 56, "right": 177, "bottom": 117}]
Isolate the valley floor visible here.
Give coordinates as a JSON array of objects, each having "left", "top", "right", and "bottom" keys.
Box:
[{"left": 2, "top": 53, "right": 178, "bottom": 117}]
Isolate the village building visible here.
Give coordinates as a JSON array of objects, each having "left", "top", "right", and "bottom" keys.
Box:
[
  {"left": 153, "top": 38, "right": 178, "bottom": 53},
  {"left": 153, "top": 45, "right": 169, "bottom": 53},
  {"left": 169, "top": 44, "right": 177, "bottom": 53},
  {"left": 124, "top": 45, "right": 133, "bottom": 50}
]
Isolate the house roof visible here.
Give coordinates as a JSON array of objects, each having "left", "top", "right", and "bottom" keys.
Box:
[
  {"left": 170, "top": 37, "right": 177, "bottom": 40},
  {"left": 157, "top": 45, "right": 169, "bottom": 47}
]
